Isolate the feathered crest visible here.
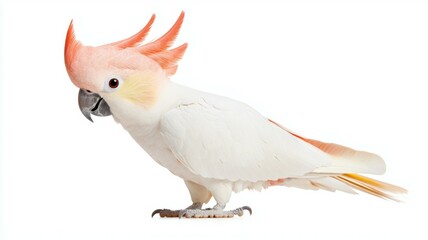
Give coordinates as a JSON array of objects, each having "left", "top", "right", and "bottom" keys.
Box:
[
  {"left": 64, "top": 20, "right": 82, "bottom": 77},
  {"left": 64, "top": 12, "right": 187, "bottom": 76}
]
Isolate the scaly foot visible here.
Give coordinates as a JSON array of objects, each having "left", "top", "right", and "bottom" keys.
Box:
[
  {"left": 151, "top": 202, "right": 203, "bottom": 218},
  {"left": 151, "top": 204, "right": 252, "bottom": 218},
  {"left": 178, "top": 206, "right": 252, "bottom": 218}
]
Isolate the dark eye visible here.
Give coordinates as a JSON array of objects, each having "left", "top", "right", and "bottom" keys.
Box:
[{"left": 109, "top": 78, "right": 119, "bottom": 88}]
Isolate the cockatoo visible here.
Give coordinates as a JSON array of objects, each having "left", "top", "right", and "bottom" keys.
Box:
[{"left": 65, "top": 12, "right": 406, "bottom": 218}]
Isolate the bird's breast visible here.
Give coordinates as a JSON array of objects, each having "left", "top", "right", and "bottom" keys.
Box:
[{"left": 123, "top": 121, "right": 202, "bottom": 183}]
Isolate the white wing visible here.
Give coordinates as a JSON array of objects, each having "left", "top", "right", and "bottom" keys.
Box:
[{"left": 159, "top": 94, "right": 332, "bottom": 182}]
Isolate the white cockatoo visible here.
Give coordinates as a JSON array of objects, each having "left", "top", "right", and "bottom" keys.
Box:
[{"left": 65, "top": 12, "right": 406, "bottom": 218}]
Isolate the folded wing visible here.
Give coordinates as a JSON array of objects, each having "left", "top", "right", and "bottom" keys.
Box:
[{"left": 159, "top": 95, "right": 332, "bottom": 182}]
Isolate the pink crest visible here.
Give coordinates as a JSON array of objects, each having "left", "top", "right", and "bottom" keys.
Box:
[{"left": 64, "top": 12, "right": 188, "bottom": 77}]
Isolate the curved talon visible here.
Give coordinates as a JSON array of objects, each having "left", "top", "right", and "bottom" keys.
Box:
[
  {"left": 178, "top": 210, "right": 187, "bottom": 219},
  {"left": 242, "top": 206, "right": 252, "bottom": 215},
  {"left": 151, "top": 209, "right": 163, "bottom": 218}
]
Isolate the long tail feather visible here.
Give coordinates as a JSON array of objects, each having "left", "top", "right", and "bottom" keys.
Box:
[{"left": 334, "top": 174, "right": 407, "bottom": 201}]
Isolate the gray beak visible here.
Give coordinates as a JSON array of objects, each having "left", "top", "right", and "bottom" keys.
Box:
[{"left": 78, "top": 89, "right": 112, "bottom": 122}]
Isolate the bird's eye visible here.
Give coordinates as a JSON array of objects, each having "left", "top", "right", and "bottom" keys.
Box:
[
  {"left": 103, "top": 77, "right": 122, "bottom": 92},
  {"left": 109, "top": 78, "right": 119, "bottom": 88}
]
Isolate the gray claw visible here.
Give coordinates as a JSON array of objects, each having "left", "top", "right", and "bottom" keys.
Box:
[
  {"left": 242, "top": 206, "right": 252, "bottom": 215},
  {"left": 178, "top": 210, "right": 186, "bottom": 219},
  {"left": 151, "top": 209, "right": 163, "bottom": 218}
]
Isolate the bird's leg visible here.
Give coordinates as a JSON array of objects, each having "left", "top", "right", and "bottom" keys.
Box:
[
  {"left": 151, "top": 182, "right": 251, "bottom": 218},
  {"left": 178, "top": 203, "right": 252, "bottom": 218},
  {"left": 151, "top": 202, "right": 203, "bottom": 218}
]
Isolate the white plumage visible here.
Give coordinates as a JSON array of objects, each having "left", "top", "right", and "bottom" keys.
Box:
[
  {"left": 103, "top": 81, "right": 392, "bottom": 208},
  {"left": 159, "top": 90, "right": 332, "bottom": 182},
  {"left": 65, "top": 12, "right": 406, "bottom": 217}
]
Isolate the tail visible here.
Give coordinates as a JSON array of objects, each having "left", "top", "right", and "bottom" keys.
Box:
[
  {"left": 281, "top": 174, "right": 407, "bottom": 201},
  {"left": 267, "top": 119, "right": 407, "bottom": 201},
  {"left": 333, "top": 173, "right": 407, "bottom": 201}
]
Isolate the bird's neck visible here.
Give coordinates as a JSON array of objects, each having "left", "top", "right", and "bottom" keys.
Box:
[{"left": 108, "top": 81, "right": 194, "bottom": 130}]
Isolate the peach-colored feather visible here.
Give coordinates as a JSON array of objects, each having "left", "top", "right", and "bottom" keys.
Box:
[
  {"left": 147, "top": 43, "right": 188, "bottom": 75},
  {"left": 268, "top": 118, "right": 386, "bottom": 174},
  {"left": 109, "top": 11, "right": 187, "bottom": 76},
  {"left": 107, "top": 14, "right": 156, "bottom": 48},
  {"left": 269, "top": 119, "right": 374, "bottom": 160},
  {"left": 334, "top": 174, "right": 407, "bottom": 201},
  {"left": 64, "top": 12, "right": 188, "bottom": 91},
  {"left": 64, "top": 20, "right": 82, "bottom": 77},
  {"left": 268, "top": 119, "right": 406, "bottom": 199},
  {"left": 138, "top": 11, "right": 185, "bottom": 55},
  {"left": 267, "top": 178, "right": 285, "bottom": 186}
]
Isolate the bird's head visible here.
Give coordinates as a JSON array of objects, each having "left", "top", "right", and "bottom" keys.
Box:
[{"left": 64, "top": 12, "right": 187, "bottom": 122}]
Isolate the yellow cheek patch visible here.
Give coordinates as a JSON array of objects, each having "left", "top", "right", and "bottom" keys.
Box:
[{"left": 115, "top": 72, "right": 160, "bottom": 107}]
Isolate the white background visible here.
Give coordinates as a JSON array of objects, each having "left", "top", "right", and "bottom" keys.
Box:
[{"left": 1, "top": 0, "right": 427, "bottom": 239}]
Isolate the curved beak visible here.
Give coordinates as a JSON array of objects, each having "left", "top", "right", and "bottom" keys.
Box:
[{"left": 78, "top": 89, "right": 111, "bottom": 122}]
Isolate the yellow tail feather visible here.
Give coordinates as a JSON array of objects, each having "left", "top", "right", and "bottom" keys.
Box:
[{"left": 334, "top": 173, "right": 407, "bottom": 201}]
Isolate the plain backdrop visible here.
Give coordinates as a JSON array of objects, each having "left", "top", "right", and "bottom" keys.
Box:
[{"left": 1, "top": 0, "right": 427, "bottom": 239}]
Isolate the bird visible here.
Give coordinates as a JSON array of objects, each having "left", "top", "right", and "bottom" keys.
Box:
[{"left": 64, "top": 12, "right": 406, "bottom": 218}]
